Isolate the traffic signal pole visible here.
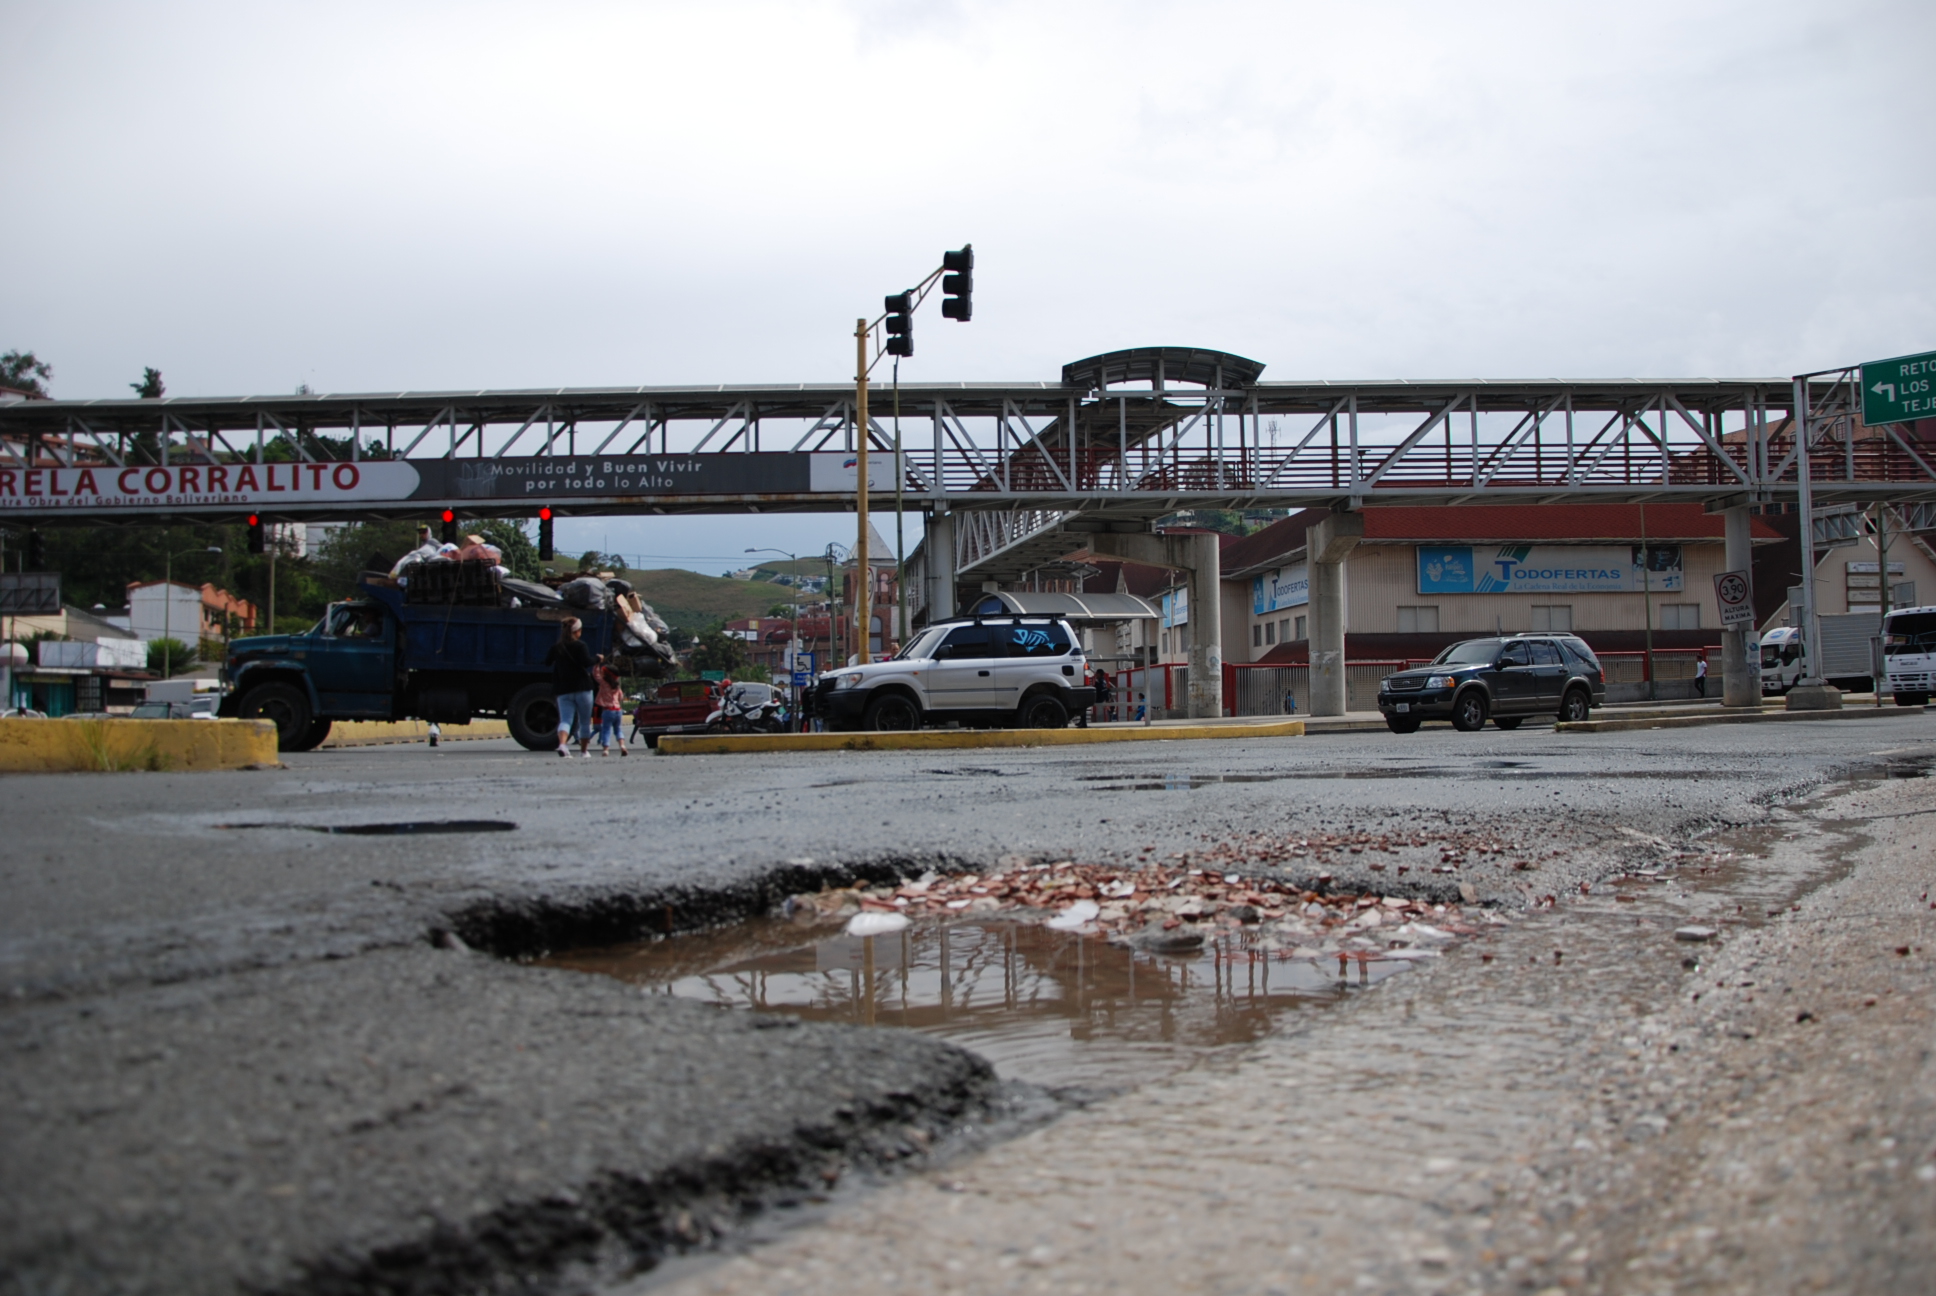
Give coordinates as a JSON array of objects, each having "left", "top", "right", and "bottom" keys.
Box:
[{"left": 854, "top": 318, "right": 871, "bottom": 665}]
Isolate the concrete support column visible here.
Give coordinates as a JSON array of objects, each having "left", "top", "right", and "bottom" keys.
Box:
[
  {"left": 925, "top": 510, "right": 956, "bottom": 622},
  {"left": 1185, "top": 531, "right": 1222, "bottom": 719},
  {"left": 1307, "top": 512, "right": 1364, "bottom": 717},
  {"left": 1721, "top": 505, "right": 1757, "bottom": 707}
]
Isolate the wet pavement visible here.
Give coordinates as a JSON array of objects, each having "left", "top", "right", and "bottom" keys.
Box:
[
  {"left": 641, "top": 764, "right": 1936, "bottom": 1296},
  {"left": 4, "top": 717, "right": 1935, "bottom": 1293}
]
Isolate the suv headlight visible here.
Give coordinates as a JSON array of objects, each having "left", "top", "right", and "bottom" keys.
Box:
[
  {"left": 834, "top": 672, "right": 866, "bottom": 690},
  {"left": 1427, "top": 675, "right": 1456, "bottom": 689}
]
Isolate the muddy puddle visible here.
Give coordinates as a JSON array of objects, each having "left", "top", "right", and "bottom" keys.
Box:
[{"left": 541, "top": 919, "right": 1412, "bottom": 1091}]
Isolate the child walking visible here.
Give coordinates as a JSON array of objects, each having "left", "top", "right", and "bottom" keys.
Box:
[{"left": 594, "top": 660, "right": 629, "bottom": 756}]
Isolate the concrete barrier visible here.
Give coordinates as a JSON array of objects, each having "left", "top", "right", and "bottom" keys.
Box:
[
  {"left": 321, "top": 720, "right": 512, "bottom": 748},
  {"left": 0, "top": 717, "right": 279, "bottom": 773},
  {"left": 657, "top": 719, "right": 1305, "bottom": 755}
]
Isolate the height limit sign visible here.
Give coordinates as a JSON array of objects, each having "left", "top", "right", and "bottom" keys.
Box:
[
  {"left": 1862, "top": 349, "right": 1936, "bottom": 426},
  {"left": 1714, "top": 569, "right": 1754, "bottom": 630}
]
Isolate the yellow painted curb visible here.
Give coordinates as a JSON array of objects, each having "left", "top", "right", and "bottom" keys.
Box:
[
  {"left": 0, "top": 718, "right": 280, "bottom": 773},
  {"left": 657, "top": 720, "right": 1305, "bottom": 755},
  {"left": 1557, "top": 706, "right": 1926, "bottom": 733},
  {"left": 322, "top": 719, "right": 512, "bottom": 748}
]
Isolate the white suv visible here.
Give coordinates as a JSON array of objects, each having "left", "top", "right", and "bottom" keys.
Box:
[{"left": 812, "top": 616, "right": 1096, "bottom": 732}]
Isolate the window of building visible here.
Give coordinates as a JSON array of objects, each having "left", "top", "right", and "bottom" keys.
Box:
[
  {"left": 1160, "top": 630, "right": 1169, "bottom": 654},
  {"left": 1264, "top": 620, "right": 1276, "bottom": 645},
  {"left": 1530, "top": 605, "right": 1573, "bottom": 632},
  {"left": 1294, "top": 615, "right": 1307, "bottom": 641},
  {"left": 1660, "top": 603, "right": 1701, "bottom": 630},
  {"left": 1396, "top": 605, "right": 1440, "bottom": 634},
  {"left": 1252, "top": 624, "right": 1263, "bottom": 648}
]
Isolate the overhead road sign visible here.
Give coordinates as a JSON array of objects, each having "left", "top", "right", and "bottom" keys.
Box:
[
  {"left": 0, "top": 572, "right": 60, "bottom": 615},
  {"left": 1862, "top": 350, "right": 1936, "bottom": 426}
]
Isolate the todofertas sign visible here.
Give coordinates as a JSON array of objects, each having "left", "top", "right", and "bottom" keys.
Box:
[
  {"left": 1418, "top": 544, "right": 1682, "bottom": 594},
  {"left": 1251, "top": 563, "right": 1309, "bottom": 614},
  {"left": 0, "top": 461, "right": 420, "bottom": 514}
]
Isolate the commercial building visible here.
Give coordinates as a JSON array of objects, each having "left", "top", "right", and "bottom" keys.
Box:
[{"left": 126, "top": 581, "right": 259, "bottom": 646}]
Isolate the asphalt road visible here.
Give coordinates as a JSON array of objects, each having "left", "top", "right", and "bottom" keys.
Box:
[{"left": 3, "top": 713, "right": 1932, "bottom": 1294}]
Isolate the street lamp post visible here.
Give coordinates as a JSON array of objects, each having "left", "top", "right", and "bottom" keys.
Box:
[
  {"left": 745, "top": 547, "right": 801, "bottom": 712},
  {"left": 161, "top": 545, "right": 224, "bottom": 679}
]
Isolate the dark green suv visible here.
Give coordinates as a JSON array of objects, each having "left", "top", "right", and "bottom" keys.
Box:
[{"left": 1376, "top": 634, "right": 1605, "bottom": 733}]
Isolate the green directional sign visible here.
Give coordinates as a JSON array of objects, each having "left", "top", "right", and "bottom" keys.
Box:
[{"left": 1862, "top": 349, "right": 1936, "bottom": 426}]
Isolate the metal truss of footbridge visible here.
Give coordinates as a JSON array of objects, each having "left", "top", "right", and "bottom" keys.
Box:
[{"left": 0, "top": 349, "right": 1920, "bottom": 568}]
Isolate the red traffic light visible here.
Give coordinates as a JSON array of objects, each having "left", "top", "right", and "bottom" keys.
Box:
[
  {"left": 538, "top": 507, "right": 552, "bottom": 521},
  {"left": 247, "top": 513, "right": 259, "bottom": 526},
  {"left": 441, "top": 509, "right": 455, "bottom": 523}
]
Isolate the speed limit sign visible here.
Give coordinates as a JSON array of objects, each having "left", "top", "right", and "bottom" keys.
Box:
[{"left": 1713, "top": 569, "right": 1753, "bottom": 629}]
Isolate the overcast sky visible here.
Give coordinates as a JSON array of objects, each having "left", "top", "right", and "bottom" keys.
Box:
[{"left": 6, "top": 1, "right": 1932, "bottom": 570}]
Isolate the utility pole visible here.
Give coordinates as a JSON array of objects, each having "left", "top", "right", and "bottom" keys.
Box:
[
  {"left": 854, "top": 319, "right": 871, "bottom": 665},
  {"left": 1639, "top": 503, "right": 1655, "bottom": 701},
  {"left": 1876, "top": 500, "right": 1890, "bottom": 706},
  {"left": 894, "top": 357, "right": 907, "bottom": 650}
]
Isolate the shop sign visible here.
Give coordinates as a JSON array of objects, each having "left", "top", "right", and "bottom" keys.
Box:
[{"left": 1417, "top": 544, "right": 1682, "bottom": 594}]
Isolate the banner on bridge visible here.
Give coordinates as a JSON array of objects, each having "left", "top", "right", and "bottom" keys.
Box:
[{"left": 0, "top": 452, "right": 898, "bottom": 516}]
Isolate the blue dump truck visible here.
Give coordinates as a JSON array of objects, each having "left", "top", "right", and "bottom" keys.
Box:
[{"left": 220, "top": 567, "right": 674, "bottom": 751}]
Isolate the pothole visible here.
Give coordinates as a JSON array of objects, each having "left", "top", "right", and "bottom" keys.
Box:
[
  {"left": 540, "top": 918, "right": 1416, "bottom": 1091},
  {"left": 216, "top": 819, "right": 517, "bottom": 835}
]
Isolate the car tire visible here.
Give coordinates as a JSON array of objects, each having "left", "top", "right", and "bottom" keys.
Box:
[
  {"left": 506, "top": 683, "right": 560, "bottom": 751},
  {"left": 1492, "top": 716, "right": 1523, "bottom": 730},
  {"left": 1896, "top": 693, "right": 1928, "bottom": 707},
  {"left": 864, "top": 692, "right": 922, "bottom": 731},
  {"left": 1017, "top": 693, "right": 1069, "bottom": 729},
  {"left": 291, "top": 718, "right": 333, "bottom": 752},
  {"left": 1385, "top": 715, "right": 1421, "bottom": 734},
  {"left": 238, "top": 683, "right": 313, "bottom": 752},
  {"left": 1559, "top": 688, "right": 1592, "bottom": 723},
  {"left": 1451, "top": 689, "right": 1488, "bottom": 733}
]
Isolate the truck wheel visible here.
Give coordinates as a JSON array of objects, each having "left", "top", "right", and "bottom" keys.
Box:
[
  {"left": 1559, "top": 688, "right": 1591, "bottom": 723},
  {"left": 1492, "top": 716, "right": 1523, "bottom": 730},
  {"left": 1451, "top": 689, "right": 1488, "bottom": 733},
  {"left": 864, "top": 692, "right": 921, "bottom": 731},
  {"left": 292, "top": 718, "right": 333, "bottom": 752},
  {"left": 1385, "top": 715, "right": 1421, "bottom": 734},
  {"left": 506, "top": 683, "right": 560, "bottom": 751},
  {"left": 1896, "top": 693, "right": 1928, "bottom": 707},
  {"left": 1017, "top": 693, "right": 1069, "bottom": 729},
  {"left": 238, "top": 683, "right": 313, "bottom": 752}
]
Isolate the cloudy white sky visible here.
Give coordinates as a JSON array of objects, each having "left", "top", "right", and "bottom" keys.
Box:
[{"left": 6, "top": 0, "right": 1932, "bottom": 569}]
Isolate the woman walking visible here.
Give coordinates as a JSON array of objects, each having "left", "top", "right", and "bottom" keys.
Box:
[
  {"left": 593, "top": 658, "right": 629, "bottom": 756},
  {"left": 544, "top": 617, "right": 596, "bottom": 757}
]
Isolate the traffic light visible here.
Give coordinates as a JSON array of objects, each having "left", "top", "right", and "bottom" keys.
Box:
[
  {"left": 246, "top": 515, "right": 265, "bottom": 555},
  {"left": 941, "top": 245, "right": 973, "bottom": 321},
  {"left": 26, "top": 528, "right": 44, "bottom": 569},
  {"left": 538, "top": 507, "right": 554, "bottom": 561},
  {"left": 441, "top": 509, "right": 457, "bottom": 544},
  {"left": 884, "top": 291, "right": 914, "bottom": 357}
]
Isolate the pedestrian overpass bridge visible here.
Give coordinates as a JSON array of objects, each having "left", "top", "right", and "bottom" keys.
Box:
[{"left": 3, "top": 346, "right": 1919, "bottom": 716}]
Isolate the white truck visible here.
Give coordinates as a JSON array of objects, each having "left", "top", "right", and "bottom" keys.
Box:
[
  {"left": 1760, "top": 612, "right": 1880, "bottom": 695},
  {"left": 1882, "top": 605, "right": 1936, "bottom": 706}
]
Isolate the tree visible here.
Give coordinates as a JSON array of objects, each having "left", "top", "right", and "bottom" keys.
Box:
[
  {"left": 0, "top": 350, "right": 52, "bottom": 397},
  {"left": 688, "top": 629, "right": 749, "bottom": 676},
  {"left": 767, "top": 603, "right": 794, "bottom": 618},
  {"left": 131, "top": 367, "right": 164, "bottom": 399},
  {"left": 474, "top": 519, "right": 541, "bottom": 581},
  {"left": 147, "top": 637, "right": 192, "bottom": 675}
]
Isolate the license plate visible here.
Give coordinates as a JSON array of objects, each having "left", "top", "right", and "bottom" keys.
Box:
[{"left": 1395, "top": 703, "right": 1411, "bottom": 713}]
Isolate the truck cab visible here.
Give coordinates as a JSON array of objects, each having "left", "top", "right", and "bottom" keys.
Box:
[
  {"left": 1883, "top": 604, "right": 1936, "bottom": 706},
  {"left": 221, "top": 598, "right": 400, "bottom": 749}
]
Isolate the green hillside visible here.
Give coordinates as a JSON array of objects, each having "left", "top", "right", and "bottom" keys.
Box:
[{"left": 609, "top": 567, "right": 792, "bottom": 640}]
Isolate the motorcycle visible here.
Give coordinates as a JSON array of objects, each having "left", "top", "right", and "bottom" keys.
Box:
[{"left": 704, "top": 683, "right": 790, "bottom": 735}]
